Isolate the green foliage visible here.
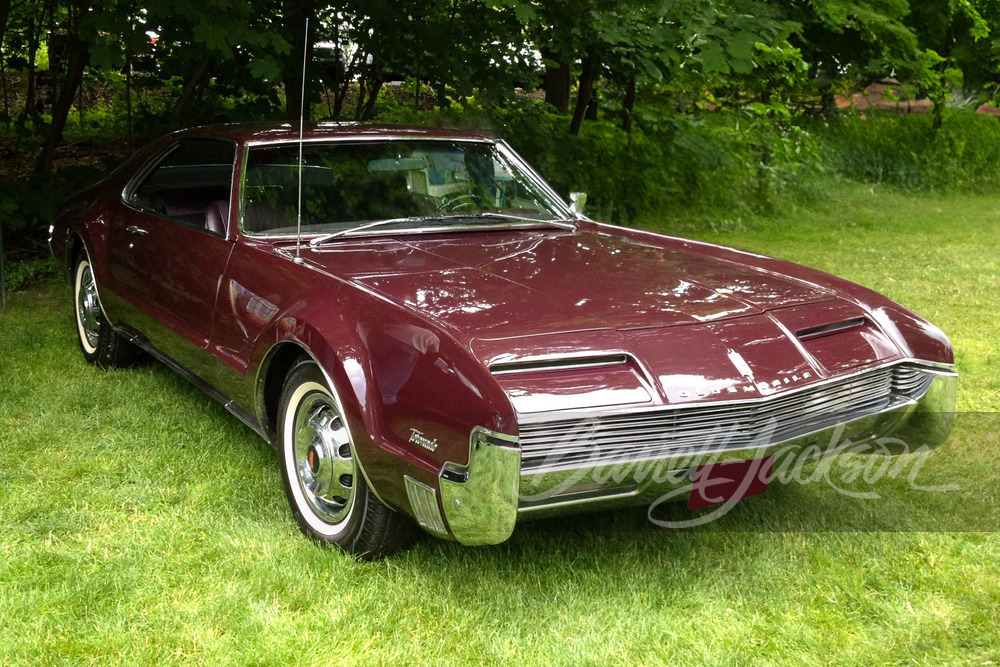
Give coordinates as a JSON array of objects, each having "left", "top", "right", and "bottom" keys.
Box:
[
  {"left": 818, "top": 109, "right": 1000, "bottom": 190},
  {"left": 1, "top": 256, "right": 60, "bottom": 292},
  {"left": 4, "top": 0, "right": 1000, "bottom": 243},
  {"left": 374, "top": 99, "right": 823, "bottom": 224},
  {"left": 0, "top": 148, "right": 127, "bottom": 242},
  {"left": 0, "top": 177, "right": 59, "bottom": 237},
  {"left": 372, "top": 101, "right": 1000, "bottom": 226}
]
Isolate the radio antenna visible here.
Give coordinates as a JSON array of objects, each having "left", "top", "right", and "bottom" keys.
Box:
[{"left": 294, "top": 17, "right": 309, "bottom": 265}]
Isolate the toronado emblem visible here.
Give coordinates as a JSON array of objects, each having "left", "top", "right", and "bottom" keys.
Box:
[{"left": 409, "top": 428, "right": 439, "bottom": 452}]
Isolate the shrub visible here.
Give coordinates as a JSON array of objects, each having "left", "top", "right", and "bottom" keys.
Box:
[
  {"left": 373, "top": 98, "right": 822, "bottom": 224},
  {"left": 816, "top": 110, "right": 1000, "bottom": 191},
  {"left": 2, "top": 257, "right": 60, "bottom": 292}
]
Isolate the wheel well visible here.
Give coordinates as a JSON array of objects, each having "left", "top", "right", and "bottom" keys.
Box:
[
  {"left": 259, "top": 343, "right": 311, "bottom": 442},
  {"left": 67, "top": 235, "right": 84, "bottom": 280}
]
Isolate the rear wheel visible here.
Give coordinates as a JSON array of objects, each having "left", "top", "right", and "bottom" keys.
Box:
[
  {"left": 278, "top": 359, "right": 417, "bottom": 557},
  {"left": 73, "top": 254, "right": 137, "bottom": 368}
]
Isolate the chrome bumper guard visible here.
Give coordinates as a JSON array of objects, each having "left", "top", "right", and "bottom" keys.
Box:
[
  {"left": 439, "top": 365, "right": 957, "bottom": 542},
  {"left": 439, "top": 427, "right": 521, "bottom": 545}
]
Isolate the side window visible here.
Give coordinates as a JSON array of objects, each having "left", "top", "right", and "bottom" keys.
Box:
[{"left": 126, "top": 139, "right": 235, "bottom": 236}]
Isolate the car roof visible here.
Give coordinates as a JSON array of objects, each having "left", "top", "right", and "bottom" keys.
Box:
[{"left": 171, "top": 122, "right": 496, "bottom": 145}]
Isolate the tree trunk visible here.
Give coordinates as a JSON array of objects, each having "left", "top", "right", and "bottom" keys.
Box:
[
  {"left": 332, "top": 51, "right": 353, "bottom": 119},
  {"left": 283, "top": 0, "right": 317, "bottom": 122},
  {"left": 170, "top": 48, "right": 211, "bottom": 126},
  {"left": 541, "top": 46, "right": 570, "bottom": 114},
  {"left": 23, "top": 0, "right": 55, "bottom": 134},
  {"left": 435, "top": 83, "right": 448, "bottom": 109},
  {"left": 931, "top": 93, "right": 945, "bottom": 134},
  {"left": 359, "top": 79, "right": 383, "bottom": 120},
  {"left": 819, "top": 90, "right": 836, "bottom": 117},
  {"left": 621, "top": 74, "right": 636, "bottom": 132},
  {"left": 1, "top": 55, "right": 10, "bottom": 129},
  {"left": 0, "top": 0, "right": 12, "bottom": 54},
  {"left": 125, "top": 46, "right": 133, "bottom": 151},
  {"left": 22, "top": 11, "right": 42, "bottom": 132},
  {"left": 32, "top": 32, "right": 86, "bottom": 181},
  {"left": 569, "top": 51, "right": 598, "bottom": 136},
  {"left": 585, "top": 91, "right": 598, "bottom": 121},
  {"left": 333, "top": 49, "right": 362, "bottom": 119}
]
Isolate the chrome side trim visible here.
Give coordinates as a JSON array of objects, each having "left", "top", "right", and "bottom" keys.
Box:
[
  {"left": 404, "top": 476, "right": 448, "bottom": 536},
  {"left": 116, "top": 328, "right": 268, "bottom": 440},
  {"left": 438, "top": 427, "right": 520, "bottom": 546}
]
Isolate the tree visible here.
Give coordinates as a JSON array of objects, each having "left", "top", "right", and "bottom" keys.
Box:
[
  {"left": 32, "top": 0, "right": 91, "bottom": 180},
  {"left": 906, "top": 0, "right": 994, "bottom": 129},
  {"left": 784, "top": 0, "right": 923, "bottom": 109},
  {"left": 283, "top": 0, "right": 315, "bottom": 121}
]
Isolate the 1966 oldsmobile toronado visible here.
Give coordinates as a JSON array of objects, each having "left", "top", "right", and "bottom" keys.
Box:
[{"left": 50, "top": 123, "right": 957, "bottom": 556}]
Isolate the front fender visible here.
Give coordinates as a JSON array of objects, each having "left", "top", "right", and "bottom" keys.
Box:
[{"left": 248, "top": 276, "right": 518, "bottom": 521}]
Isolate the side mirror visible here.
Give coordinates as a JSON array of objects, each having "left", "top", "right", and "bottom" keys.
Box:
[{"left": 569, "top": 192, "right": 587, "bottom": 216}]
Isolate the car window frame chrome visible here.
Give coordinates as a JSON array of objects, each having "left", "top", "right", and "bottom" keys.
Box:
[{"left": 121, "top": 136, "right": 240, "bottom": 240}]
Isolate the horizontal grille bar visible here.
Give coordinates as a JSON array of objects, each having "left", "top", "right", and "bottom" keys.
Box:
[{"left": 519, "top": 364, "right": 936, "bottom": 473}]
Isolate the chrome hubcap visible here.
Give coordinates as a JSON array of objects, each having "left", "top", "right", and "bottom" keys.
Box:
[
  {"left": 77, "top": 263, "right": 101, "bottom": 350},
  {"left": 293, "top": 393, "right": 356, "bottom": 524}
]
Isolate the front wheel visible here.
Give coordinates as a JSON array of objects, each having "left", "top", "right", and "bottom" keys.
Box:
[
  {"left": 73, "top": 254, "right": 137, "bottom": 368},
  {"left": 278, "top": 359, "right": 417, "bottom": 557}
]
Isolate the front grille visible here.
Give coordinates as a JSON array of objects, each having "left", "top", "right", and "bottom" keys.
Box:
[
  {"left": 518, "top": 363, "right": 936, "bottom": 473},
  {"left": 890, "top": 364, "right": 937, "bottom": 397}
]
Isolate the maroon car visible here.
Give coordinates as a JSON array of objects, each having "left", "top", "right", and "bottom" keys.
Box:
[{"left": 50, "top": 123, "right": 957, "bottom": 556}]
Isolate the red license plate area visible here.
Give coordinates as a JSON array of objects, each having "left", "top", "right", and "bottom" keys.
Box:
[{"left": 688, "top": 456, "right": 775, "bottom": 510}]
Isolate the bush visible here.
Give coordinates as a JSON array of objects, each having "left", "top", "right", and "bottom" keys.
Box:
[
  {"left": 817, "top": 110, "right": 1000, "bottom": 191},
  {"left": 9, "top": 90, "right": 1000, "bottom": 251},
  {"left": 1, "top": 256, "right": 60, "bottom": 292},
  {"left": 0, "top": 144, "right": 129, "bottom": 246},
  {"left": 372, "top": 97, "right": 823, "bottom": 224}
]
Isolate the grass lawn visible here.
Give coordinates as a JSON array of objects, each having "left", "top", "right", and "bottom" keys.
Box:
[{"left": 1, "top": 181, "right": 998, "bottom": 664}]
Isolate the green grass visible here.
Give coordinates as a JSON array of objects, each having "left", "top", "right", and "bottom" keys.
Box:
[{"left": 1, "top": 181, "right": 998, "bottom": 665}]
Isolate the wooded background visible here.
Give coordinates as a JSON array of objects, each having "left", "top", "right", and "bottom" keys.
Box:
[{"left": 3, "top": 0, "right": 1000, "bottom": 241}]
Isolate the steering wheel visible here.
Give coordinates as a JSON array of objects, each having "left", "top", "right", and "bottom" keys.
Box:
[{"left": 437, "top": 193, "right": 480, "bottom": 213}]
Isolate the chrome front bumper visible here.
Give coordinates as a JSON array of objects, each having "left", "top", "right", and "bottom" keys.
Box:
[{"left": 437, "top": 364, "right": 957, "bottom": 545}]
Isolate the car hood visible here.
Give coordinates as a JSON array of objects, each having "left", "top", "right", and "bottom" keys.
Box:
[
  {"left": 317, "top": 226, "right": 834, "bottom": 340},
  {"left": 298, "top": 226, "right": 910, "bottom": 412}
]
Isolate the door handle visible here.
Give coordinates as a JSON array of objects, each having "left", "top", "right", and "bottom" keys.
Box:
[{"left": 126, "top": 225, "right": 148, "bottom": 236}]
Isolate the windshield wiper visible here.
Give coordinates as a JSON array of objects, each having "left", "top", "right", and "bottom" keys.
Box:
[
  {"left": 309, "top": 215, "right": 445, "bottom": 246},
  {"left": 309, "top": 212, "right": 577, "bottom": 246},
  {"left": 451, "top": 212, "right": 577, "bottom": 230}
]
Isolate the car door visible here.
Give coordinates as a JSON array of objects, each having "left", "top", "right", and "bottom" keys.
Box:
[{"left": 109, "top": 138, "right": 237, "bottom": 368}]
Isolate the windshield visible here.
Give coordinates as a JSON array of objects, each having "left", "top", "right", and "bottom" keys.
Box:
[{"left": 240, "top": 139, "right": 570, "bottom": 237}]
